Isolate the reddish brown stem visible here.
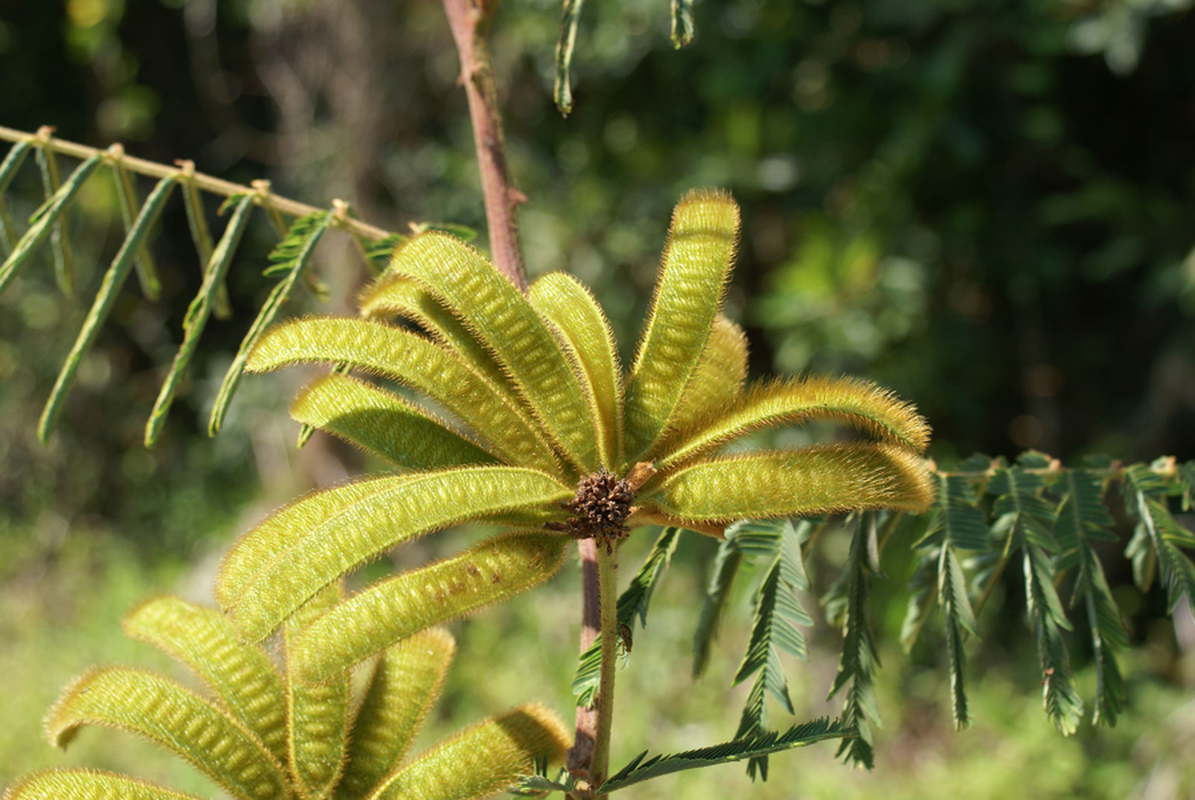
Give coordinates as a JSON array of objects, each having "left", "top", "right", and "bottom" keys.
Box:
[{"left": 441, "top": 0, "right": 528, "bottom": 291}]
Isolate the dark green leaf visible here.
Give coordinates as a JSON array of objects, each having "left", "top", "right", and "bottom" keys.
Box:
[
  {"left": 692, "top": 538, "right": 743, "bottom": 678},
  {"left": 599, "top": 717, "right": 846, "bottom": 792}
]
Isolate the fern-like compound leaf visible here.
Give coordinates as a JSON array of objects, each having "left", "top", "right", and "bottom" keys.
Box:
[
  {"left": 246, "top": 316, "right": 561, "bottom": 476},
  {"left": 365, "top": 704, "right": 571, "bottom": 800},
  {"left": 624, "top": 189, "right": 740, "bottom": 461},
  {"left": 599, "top": 717, "right": 846, "bottom": 793},
  {"left": 122, "top": 596, "right": 288, "bottom": 764},
  {"left": 1, "top": 769, "right": 208, "bottom": 800},
  {"left": 44, "top": 667, "right": 288, "bottom": 800},
  {"left": 284, "top": 583, "right": 352, "bottom": 799},
  {"left": 0, "top": 152, "right": 103, "bottom": 298},
  {"left": 1136, "top": 496, "right": 1195, "bottom": 612},
  {"left": 646, "top": 443, "right": 935, "bottom": 525},
  {"left": 38, "top": 174, "right": 177, "bottom": 443},
  {"left": 362, "top": 232, "right": 408, "bottom": 272},
  {"left": 291, "top": 374, "right": 499, "bottom": 470},
  {"left": 145, "top": 193, "right": 255, "bottom": 447},
  {"left": 292, "top": 532, "right": 568, "bottom": 683},
  {"left": 573, "top": 528, "right": 681, "bottom": 705},
  {"left": 654, "top": 375, "right": 931, "bottom": 471},
  {"left": 938, "top": 545, "right": 976, "bottom": 730},
  {"left": 1054, "top": 469, "right": 1127, "bottom": 725},
  {"left": 934, "top": 474, "right": 989, "bottom": 552},
  {"left": 1179, "top": 461, "right": 1195, "bottom": 510},
  {"left": 529, "top": 271, "right": 624, "bottom": 469},
  {"left": 897, "top": 525, "right": 938, "bottom": 652},
  {"left": 337, "top": 629, "right": 457, "bottom": 800},
  {"left": 389, "top": 234, "right": 598, "bottom": 474},
  {"left": 691, "top": 536, "right": 745, "bottom": 678},
  {"left": 1023, "top": 541, "right": 1084, "bottom": 734},
  {"left": 667, "top": 315, "right": 748, "bottom": 438},
  {"left": 734, "top": 536, "right": 811, "bottom": 703},
  {"left": 208, "top": 210, "right": 335, "bottom": 437},
  {"left": 1079, "top": 544, "right": 1129, "bottom": 726},
  {"left": 358, "top": 274, "right": 511, "bottom": 392},
  {"left": 825, "top": 515, "right": 883, "bottom": 767},
  {"left": 618, "top": 526, "right": 682, "bottom": 631},
  {"left": 222, "top": 468, "right": 571, "bottom": 643}
]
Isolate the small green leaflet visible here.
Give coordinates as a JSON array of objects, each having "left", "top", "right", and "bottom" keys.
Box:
[
  {"left": 573, "top": 528, "right": 681, "bottom": 706},
  {"left": 824, "top": 514, "right": 884, "bottom": 768},
  {"left": 600, "top": 717, "right": 846, "bottom": 793}
]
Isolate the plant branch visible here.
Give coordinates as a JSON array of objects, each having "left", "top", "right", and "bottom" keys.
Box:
[
  {"left": 0, "top": 125, "right": 393, "bottom": 243},
  {"left": 441, "top": 0, "right": 528, "bottom": 291},
  {"left": 568, "top": 539, "right": 618, "bottom": 798}
]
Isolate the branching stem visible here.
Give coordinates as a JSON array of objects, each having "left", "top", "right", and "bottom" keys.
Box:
[
  {"left": 442, "top": 0, "right": 528, "bottom": 291},
  {"left": 0, "top": 125, "right": 392, "bottom": 243}
]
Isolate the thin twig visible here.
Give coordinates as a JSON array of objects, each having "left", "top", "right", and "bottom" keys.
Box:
[
  {"left": 0, "top": 125, "right": 393, "bottom": 243},
  {"left": 441, "top": 0, "right": 528, "bottom": 291}
]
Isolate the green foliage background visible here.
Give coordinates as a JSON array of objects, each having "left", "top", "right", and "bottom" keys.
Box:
[{"left": 2, "top": 0, "right": 1194, "bottom": 796}]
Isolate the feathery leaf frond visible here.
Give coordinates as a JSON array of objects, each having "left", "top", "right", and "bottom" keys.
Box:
[
  {"left": 291, "top": 374, "right": 500, "bottom": 470},
  {"left": 624, "top": 189, "right": 740, "bottom": 460},
  {"left": 389, "top": 234, "right": 598, "bottom": 473},
  {"left": 1054, "top": 469, "right": 1126, "bottom": 726},
  {"left": 825, "top": 515, "right": 884, "bottom": 767},
  {"left": 692, "top": 536, "right": 745, "bottom": 678},
  {"left": 654, "top": 375, "right": 930, "bottom": 471},
  {"left": 529, "top": 271, "right": 624, "bottom": 468},
  {"left": 338, "top": 630, "right": 456, "bottom": 800},
  {"left": 937, "top": 544, "right": 976, "bottom": 731},
  {"left": 284, "top": 583, "right": 352, "bottom": 798},
  {"left": 573, "top": 527, "right": 681, "bottom": 705},
  {"left": 45, "top": 667, "right": 288, "bottom": 800},
  {"left": 291, "top": 532, "right": 568, "bottom": 683},
  {"left": 246, "top": 316, "right": 561, "bottom": 475},
  {"left": 358, "top": 273, "right": 511, "bottom": 391},
  {"left": 221, "top": 468, "right": 571, "bottom": 642},
  {"left": 365, "top": 704, "right": 571, "bottom": 800},
  {"left": 122, "top": 596, "right": 288, "bottom": 763},
  {"left": 667, "top": 314, "right": 748, "bottom": 438},
  {"left": 647, "top": 443, "right": 935, "bottom": 526},
  {"left": 600, "top": 717, "right": 846, "bottom": 792}
]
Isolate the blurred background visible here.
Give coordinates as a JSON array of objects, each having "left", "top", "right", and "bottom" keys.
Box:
[{"left": 1, "top": 0, "right": 1194, "bottom": 797}]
